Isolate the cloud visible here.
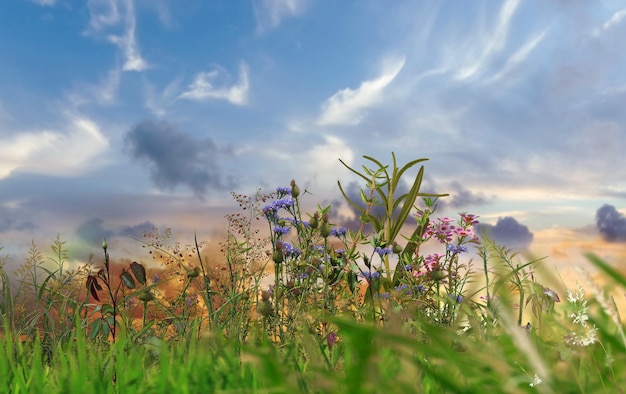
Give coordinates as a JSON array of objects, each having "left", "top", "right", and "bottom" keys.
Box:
[
  {"left": 445, "top": 181, "right": 491, "bottom": 208},
  {"left": 253, "top": 0, "right": 309, "bottom": 32},
  {"left": 475, "top": 216, "right": 534, "bottom": 250},
  {"left": 594, "top": 8, "right": 626, "bottom": 37},
  {"left": 76, "top": 218, "right": 115, "bottom": 246},
  {"left": 178, "top": 63, "right": 250, "bottom": 105},
  {"left": 0, "top": 115, "right": 109, "bottom": 179},
  {"left": 86, "top": 0, "right": 148, "bottom": 72},
  {"left": 455, "top": 0, "right": 521, "bottom": 80},
  {"left": 125, "top": 119, "right": 236, "bottom": 196},
  {"left": 596, "top": 204, "right": 626, "bottom": 242},
  {"left": 0, "top": 216, "right": 35, "bottom": 234},
  {"left": 119, "top": 221, "right": 156, "bottom": 238},
  {"left": 317, "top": 57, "right": 405, "bottom": 126}
]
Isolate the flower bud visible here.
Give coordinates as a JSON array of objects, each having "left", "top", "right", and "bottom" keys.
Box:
[
  {"left": 320, "top": 222, "right": 331, "bottom": 238},
  {"left": 290, "top": 180, "right": 300, "bottom": 198},
  {"left": 187, "top": 267, "right": 200, "bottom": 278},
  {"left": 272, "top": 249, "right": 284, "bottom": 264},
  {"left": 392, "top": 242, "right": 403, "bottom": 254},
  {"left": 431, "top": 270, "right": 445, "bottom": 281},
  {"left": 102, "top": 239, "right": 108, "bottom": 250},
  {"left": 309, "top": 213, "right": 319, "bottom": 229},
  {"left": 257, "top": 300, "right": 273, "bottom": 317},
  {"left": 138, "top": 291, "right": 154, "bottom": 302}
]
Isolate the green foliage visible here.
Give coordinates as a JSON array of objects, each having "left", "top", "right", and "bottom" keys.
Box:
[{"left": 0, "top": 153, "right": 625, "bottom": 392}]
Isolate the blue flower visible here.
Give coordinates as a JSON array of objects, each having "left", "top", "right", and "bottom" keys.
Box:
[
  {"left": 276, "top": 186, "right": 291, "bottom": 195},
  {"left": 404, "top": 264, "right": 413, "bottom": 272},
  {"left": 273, "top": 226, "right": 290, "bottom": 235},
  {"left": 330, "top": 227, "right": 348, "bottom": 237},
  {"left": 360, "top": 271, "right": 380, "bottom": 280},
  {"left": 374, "top": 246, "right": 392, "bottom": 256},
  {"left": 449, "top": 294, "right": 463, "bottom": 303},
  {"left": 279, "top": 241, "right": 301, "bottom": 257}
]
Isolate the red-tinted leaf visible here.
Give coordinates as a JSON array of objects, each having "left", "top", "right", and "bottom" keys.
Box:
[
  {"left": 86, "top": 276, "right": 101, "bottom": 302},
  {"left": 120, "top": 271, "right": 136, "bottom": 289},
  {"left": 130, "top": 261, "right": 146, "bottom": 285}
]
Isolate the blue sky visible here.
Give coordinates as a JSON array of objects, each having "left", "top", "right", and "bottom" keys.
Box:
[{"left": 1, "top": 0, "right": 626, "bottom": 274}]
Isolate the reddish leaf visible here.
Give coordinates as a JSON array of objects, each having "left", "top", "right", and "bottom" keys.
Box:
[{"left": 86, "top": 276, "right": 101, "bottom": 302}]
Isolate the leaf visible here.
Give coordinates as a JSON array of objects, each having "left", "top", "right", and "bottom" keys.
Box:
[
  {"left": 120, "top": 271, "right": 136, "bottom": 289},
  {"left": 130, "top": 261, "right": 146, "bottom": 285},
  {"left": 86, "top": 276, "right": 101, "bottom": 302}
]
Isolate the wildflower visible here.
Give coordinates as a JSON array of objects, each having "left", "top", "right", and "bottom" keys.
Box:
[
  {"left": 543, "top": 287, "right": 561, "bottom": 303},
  {"left": 360, "top": 271, "right": 380, "bottom": 280},
  {"left": 529, "top": 374, "right": 542, "bottom": 387},
  {"left": 273, "top": 226, "right": 290, "bottom": 235},
  {"left": 279, "top": 241, "right": 301, "bottom": 257},
  {"left": 151, "top": 273, "right": 162, "bottom": 283},
  {"left": 185, "top": 294, "right": 198, "bottom": 308},
  {"left": 276, "top": 186, "right": 291, "bottom": 195},
  {"left": 404, "top": 264, "right": 413, "bottom": 272},
  {"left": 449, "top": 294, "right": 463, "bottom": 303},
  {"left": 334, "top": 248, "right": 345, "bottom": 255},
  {"left": 326, "top": 332, "right": 338, "bottom": 348},
  {"left": 330, "top": 227, "right": 348, "bottom": 237},
  {"left": 374, "top": 246, "right": 392, "bottom": 256},
  {"left": 460, "top": 213, "right": 479, "bottom": 226}
]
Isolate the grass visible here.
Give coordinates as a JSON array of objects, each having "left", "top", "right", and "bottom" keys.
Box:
[{"left": 0, "top": 152, "right": 625, "bottom": 393}]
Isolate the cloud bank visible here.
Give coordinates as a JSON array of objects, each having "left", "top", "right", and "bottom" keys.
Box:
[{"left": 596, "top": 204, "right": 626, "bottom": 242}]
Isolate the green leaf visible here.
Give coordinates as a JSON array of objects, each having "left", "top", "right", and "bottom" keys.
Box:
[
  {"left": 120, "top": 271, "right": 136, "bottom": 289},
  {"left": 130, "top": 261, "right": 147, "bottom": 285}
]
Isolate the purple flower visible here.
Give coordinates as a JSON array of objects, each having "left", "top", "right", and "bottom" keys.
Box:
[
  {"left": 404, "top": 264, "right": 413, "bottom": 272},
  {"left": 449, "top": 294, "right": 463, "bottom": 303},
  {"left": 276, "top": 186, "right": 291, "bottom": 195},
  {"left": 273, "top": 226, "right": 290, "bottom": 235},
  {"left": 330, "top": 227, "right": 348, "bottom": 237},
  {"left": 374, "top": 246, "right": 392, "bottom": 257},
  {"left": 360, "top": 271, "right": 380, "bottom": 280},
  {"left": 279, "top": 241, "right": 301, "bottom": 257}
]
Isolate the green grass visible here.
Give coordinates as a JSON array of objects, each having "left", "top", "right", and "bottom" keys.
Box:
[{"left": 0, "top": 153, "right": 625, "bottom": 393}]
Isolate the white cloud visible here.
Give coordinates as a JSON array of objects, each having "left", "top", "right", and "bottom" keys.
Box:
[
  {"left": 594, "top": 8, "right": 626, "bottom": 36},
  {"left": 143, "top": 76, "right": 183, "bottom": 117},
  {"left": 86, "top": 0, "right": 148, "bottom": 72},
  {"left": 316, "top": 57, "right": 405, "bottom": 126},
  {"left": 455, "top": 0, "right": 521, "bottom": 80},
  {"left": 0, "top": 116, "right": 109, "bottom": 179},
  {"left": 486, "top": 29, "right": 547, "bottom": 84},
  {"left": 178, "top": 63, "right": 250, "bottom": 105},
  {"left": 253, "top": 0, "right": 309, "bottom": 32}
]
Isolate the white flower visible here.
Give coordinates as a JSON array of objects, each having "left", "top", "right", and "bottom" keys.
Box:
[{"left": 529, "top": 373, "right": 542, "bottom": 387}]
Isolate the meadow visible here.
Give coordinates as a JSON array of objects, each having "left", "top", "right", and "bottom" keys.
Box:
[{"left": 1, "top": 153, "right": 625, "bottom": 393}]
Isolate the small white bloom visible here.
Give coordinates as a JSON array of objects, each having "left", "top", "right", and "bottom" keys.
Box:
[{"left": 529, "top": 373, "right": 542, "bottom": 387}]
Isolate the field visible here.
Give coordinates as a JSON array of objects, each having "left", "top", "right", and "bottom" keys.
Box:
[{"left": 1, "top": 154, "right": 625, "bottom": 393}]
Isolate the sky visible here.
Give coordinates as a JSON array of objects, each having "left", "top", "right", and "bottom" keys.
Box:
[{"left": 1, "top": 0, "right": 626, "bottom": 282}]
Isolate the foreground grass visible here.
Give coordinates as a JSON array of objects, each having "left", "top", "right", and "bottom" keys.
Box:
[{"left": 1, "top": 154, "right": 625, "bottom": 393}]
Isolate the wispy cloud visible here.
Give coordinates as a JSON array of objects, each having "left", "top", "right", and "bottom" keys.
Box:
[
  {"left": 594, "top": 8, "right": 626, "bottom": 37},
  {"left": 253, "top": 0, "right": 309, "bottom": 32},
  {"left": 316, "top": 57, "right": 406, "bottom": 126},
  {"left": 86, "top": 0, "right": 148, "bottom": 72},
  {"left": 178, "top": 63, "right": 249, "bottom": 105},
  {"left": 143, "top": 76, "right": 183, "bottom": 117},
  {"left": 0, "top": 115, "right": 109, "bottom": 179},
  {"left": 486, "top": 29, "right": 546, "bottom": 84},
  {"left": 455, "top": 0, "right": 521, "bottom": 80}
]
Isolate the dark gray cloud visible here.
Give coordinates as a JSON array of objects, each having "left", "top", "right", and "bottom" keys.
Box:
[
  {"left": 475, "top": 217, "right": 534, "bottom": 250},
  {"left": 596, "top": 204, "right": 626, "bottom": 242},
  {"left": 119, "top": 221, "right": 157, "bottom": 239},
  {"left": 0, "top": 212, "right": 35, "bottom": 233},
  {"left": 444, "top": 181, "right": 490, "bottom": 209},
  {"left": 75, "top": 218, "right": 115, "bottom": 246},
  {"left": 126, "top": 119, "right": 236, "bottom": 196}
]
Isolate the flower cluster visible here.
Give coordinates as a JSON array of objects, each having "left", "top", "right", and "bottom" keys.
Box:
[{"left": 564, "top": 286, "right": 597, "bottom": 347}]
